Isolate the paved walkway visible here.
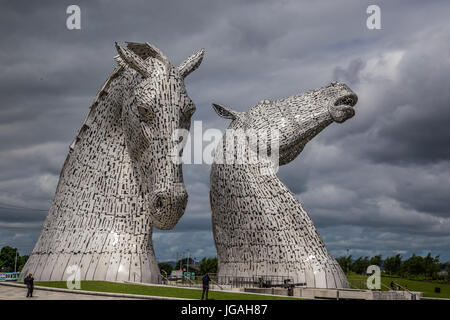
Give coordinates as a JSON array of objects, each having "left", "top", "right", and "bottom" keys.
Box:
[{"left": 0, "top": 283, "right": 139, "bottom": 300}]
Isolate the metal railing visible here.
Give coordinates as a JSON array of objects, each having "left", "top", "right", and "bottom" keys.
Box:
[
  {"left": 160, "top": 273, "right": 295, "bottom": 290},
  {"left": 215, "top": 274, "right": 296, "bottom": 288}
]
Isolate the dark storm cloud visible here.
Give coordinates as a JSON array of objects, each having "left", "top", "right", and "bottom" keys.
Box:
[
  {"left": 333, "top": 58, "right": 366, "bottom": 85},
  {"left": 0, "top": 0, "right": 449, "bottom": 262},
  {"left": 357, "top": 39, "right": 450, "bottom": 165},
  {"left": 0, "top": 207, "right": 47, "bottom": 224},
  {"left": 320, "top": 225, "right": 450, "bottom": 259}
]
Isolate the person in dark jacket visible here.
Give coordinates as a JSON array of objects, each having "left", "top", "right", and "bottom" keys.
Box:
[
  {"left": 201, "top": 273, "right": 211, "bottom": 300},
  {"left": 24, "top": 273, "right": 34, "bottom": 298}
]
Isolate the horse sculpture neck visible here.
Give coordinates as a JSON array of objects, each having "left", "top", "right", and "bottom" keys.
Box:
[
  {"left": 22, "top": 66, "right": 160, "bottom": 283},
  {"left": 211, "top": 138, "right": 350, "bottom": 288}
]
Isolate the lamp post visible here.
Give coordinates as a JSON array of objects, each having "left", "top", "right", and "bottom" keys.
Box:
[
  {"left": 346, "top": 249, "right": 350, "bottom": 274},
  {"left": 14, "top": 250, "right": 18, "bottom": 273},
  {"left": 186, "top": 250, "right": 190, "bottom": 274}
]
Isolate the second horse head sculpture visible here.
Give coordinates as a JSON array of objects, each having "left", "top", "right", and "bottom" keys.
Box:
[{"left": 211, "top": 82, "right": 358, "bottom": 288}]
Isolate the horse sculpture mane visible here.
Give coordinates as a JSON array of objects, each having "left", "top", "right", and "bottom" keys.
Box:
[
  {"left": 21, "top": 42, "right": 204, "bottom": 283},
  {"left": 210, "top": 82, "right": 358, "bottom": 288}
]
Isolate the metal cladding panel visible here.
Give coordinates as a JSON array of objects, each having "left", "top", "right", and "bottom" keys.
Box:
[
  {"left": 116, "top": 254, "right": 132, "bottom": 282},
  {"left": 63, "top": 253, "right": 84, "bottom": 282},
  {"left": 40, "top": 254, "right": 59, "bottom": 281},
  {"left": 50, "top": 253, "right": 72, "bottom": 281}
]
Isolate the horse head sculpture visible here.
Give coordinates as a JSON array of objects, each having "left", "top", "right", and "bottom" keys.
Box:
[
  {"left": 21, "top": 42, "right": 204, "bottom": 283},
  {"left": 116, "top": 43, "right": 203, "bottom": 229},
  {"left": 212, "top": 82, "right": 357, "bottom": 166},
  {"left": 210, "top": 82, "right": 358, "bottom": 288}
]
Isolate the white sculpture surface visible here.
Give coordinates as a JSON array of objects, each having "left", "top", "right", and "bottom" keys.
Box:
[
  {"left": 21, "top": 42, "right": 204, "bottom": 283},
  {"left": 210, "top": 82, "right": 358, "bottom": 288}
]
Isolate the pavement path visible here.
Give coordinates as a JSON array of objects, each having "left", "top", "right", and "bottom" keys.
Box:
[{"left": 0, "top": 283, "right": 139, "bottom": 300}]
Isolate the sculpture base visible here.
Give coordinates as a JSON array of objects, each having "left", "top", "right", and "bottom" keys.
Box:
[
  {"left": 217, "top": 262, "right": 350, "bottom": 289},
  {"left": 20, "top": 252, "right": 161, "bottom": 284}
]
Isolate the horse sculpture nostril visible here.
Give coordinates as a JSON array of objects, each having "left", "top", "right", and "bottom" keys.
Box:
[
  {"left": 152, "top": 187, "right": 187, "bottom": 211},
  {"left": 156, "top": 197, "right": 163, "bottom": 209}
]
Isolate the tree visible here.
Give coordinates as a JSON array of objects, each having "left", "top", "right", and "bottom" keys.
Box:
[
  {"left": 176, "top": 257, "right": 194, "bottom": 270},
  {"left": 336, "top": 255, "right": 352, "bottom": 274},
  {"left": 401, "top": 254, "right": 425, "bottom": 276},
  {"left": 439, "top": 261, "right": 450, "bottom": 272},
  {"left": 0, "top": 246, "right": 19, "bottom": 272},
  {"left": 423, "top": 253, "right": 440, "bottom": 278},
  {"left": 351, "top": 256, "right": 370, "bottom": 274},
  {"left": 17, "top": 255, "right": 29, "bottom": 272},
  {"left": 383, "top": 254, "right": 402, "bottom": 275},
  {"left": 369, "top": 255, "right": 382, "bottom": 267},
  {"left": 159, "top": 262, "right": 173, "bottom": 277},
  {"left": 199, "top": 257, "right": 218, "bottom": 275}
]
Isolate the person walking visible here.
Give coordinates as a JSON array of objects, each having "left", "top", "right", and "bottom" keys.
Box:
[
  {"left": 201, "top": 273, "right": 211, "bottom": 300},
  {"left": 24, "top": 273, "right": 34, "bottom": 298}
]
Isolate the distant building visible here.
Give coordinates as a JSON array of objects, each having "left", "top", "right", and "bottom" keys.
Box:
[
  {"left": 169, "top": 270, "right": 183, "bottom": 280},
  {"left": 437, "top": 270, "right": 448, "bottom": 278}
]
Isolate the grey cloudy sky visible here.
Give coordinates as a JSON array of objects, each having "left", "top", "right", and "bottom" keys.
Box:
[{"left": 1, "top": 0, "right": 449, "bottom": 263}]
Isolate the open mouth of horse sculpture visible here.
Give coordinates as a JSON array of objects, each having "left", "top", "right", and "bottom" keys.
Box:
[{"left": 330, "top": 92, "right": 358, "bottom": 123}]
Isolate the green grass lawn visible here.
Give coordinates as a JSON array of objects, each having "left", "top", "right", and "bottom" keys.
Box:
[
  {"left": 346, "top": 273, "right": 450, "bottom": 299},
  {"left": 35, "top": 281, "right": 303, "bottom": 300}
]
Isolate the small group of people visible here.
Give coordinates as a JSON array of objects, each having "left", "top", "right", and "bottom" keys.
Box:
[
  {"left": 390, "top": 281, "right": 407, "bottom": 291},
  {"left": 24, "top": 273, "right": 34, "bottom": 298}
]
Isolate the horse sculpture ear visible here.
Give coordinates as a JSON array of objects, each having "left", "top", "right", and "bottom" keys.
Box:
[
  {"left": 212, "top": 103, "right": 240, "bottom": 120},
  {"left": 177, "top": 49, "right": 205, "bottom": 78},
  {"left": 115, "top": 42, "right": 152, "bottom": 78}
]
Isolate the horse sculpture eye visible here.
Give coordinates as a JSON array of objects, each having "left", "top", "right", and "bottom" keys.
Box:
[
  {"left": 181, "top": 106, "right": 195, "bottom": 123},
  {"left": 137, "top": 104, "right": 154, "bottom": 119}
]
